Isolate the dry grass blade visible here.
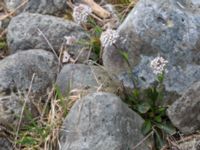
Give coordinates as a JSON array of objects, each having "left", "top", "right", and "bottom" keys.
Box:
[
  {"left": 36, "top": 28, "right": 61, "bottom": 66},
  {"left": 0, "top": 0, "right": 28, "bottom": 21},
  {"left": 14, "top": 73, "right": 36, "bottom": 148},
  {"left": 132, "top": 131, "right": 153, "bottom": 150}
]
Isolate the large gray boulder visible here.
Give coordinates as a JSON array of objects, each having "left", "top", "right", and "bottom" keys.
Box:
[
  {"left": 60, "top": 92, "right": 148, "bottom": 150},
  {"left": 167, "top": 81, "right": 200, "bottom": 134},
  {"left": 56, "top": 64, "right": 120, "bottom": 96},
  {"left": 4, "top": 0, "right": 67, "bottom": 16},
  {"left": 7, "top": 13, "right": 91, "bottom": 62},
  {"left": 103, "top": 0, "right": 200, "bottom": 103},
  {"left": 0, "top": 49, "right": 58, "bottom": 96}
]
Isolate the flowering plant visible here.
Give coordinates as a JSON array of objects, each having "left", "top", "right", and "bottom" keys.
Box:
[
  {"left": 100, "top": 29, "right": 119, "bottom": 48},
  {"left": 100, "top": 28, "right": 175, "bottom": 149},
  {"left": 72, "top": 4, "right": 92, "bottom": 25},
  {"left": 150, "top": 56, "right": 168, "bottom": 75}
]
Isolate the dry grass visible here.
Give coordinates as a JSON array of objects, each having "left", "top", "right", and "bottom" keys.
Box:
[
  {"left": 13, "top": 87, "right": 81, "bottom": 150},
  {"left": 161, "top": 132, "right": 200, "bottom": 150}
]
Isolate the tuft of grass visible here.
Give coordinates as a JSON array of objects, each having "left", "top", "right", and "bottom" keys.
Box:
[{"left": 14, "top": 86, "right": 80, "bottom": 150}]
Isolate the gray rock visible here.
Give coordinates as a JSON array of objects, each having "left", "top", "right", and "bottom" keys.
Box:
[
  {"left": 0, "top": 93, "right": 35, "bottom": 128},
  {"left": 56, "top": 64, "right": 120, "bottom": 96},
  {"left": 4, "top": 0, "right": 67, "bottom": 16},
  {"left": 0, "top": 137, "right": 13, "bottom": 150},
  {"left": 7, "top": 13, "right": 92, "bottom": 62},
  {"left": 0, "top": 49, "right": 58, "bottom": 96},
  {"left": 103, "top": 0, "right": 200, "bottom": 103},
  {"left": 167, "top": 81, "right": 200, "bottom": 134},
  {"left": 0, "top": 94, "right": 24, "bottom": 127},
  {"left": 60, "top": 92, "right": 148, "bottom": 150}
]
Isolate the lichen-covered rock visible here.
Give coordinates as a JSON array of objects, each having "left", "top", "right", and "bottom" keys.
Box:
[
  {"left": 103, "top": 0, "right": 200, "bottom": 103},
  {"left": 0, "top": 49, "right": 58, "bottom": 96},
  {"left": 4, "top": 0, "right": 67, "bottom": 16},
  {"left": 167, "top": 81, "right": 200, "bottom": 134},
  {"left": 60, "top": 92, "right": 148, "bottom": 150},
  {"left": 56, "top": 64, "right": 120, "bottom": 96},
  {"left": 7, "top": 13, "right": 92, "bottom": 62}
]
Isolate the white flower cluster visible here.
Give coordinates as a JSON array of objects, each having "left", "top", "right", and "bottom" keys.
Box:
[
  {"left": 64, "top": 36, "right": 76, "bottom": 46},
  {"left": 72, "top": 4, "right": 92, "bottom": 25},
  {"left": 100, "top": 29, "right": 119, "bottom": 47},
  {"left": 150, "top": 56, "right": 168, "bottom": 75}
]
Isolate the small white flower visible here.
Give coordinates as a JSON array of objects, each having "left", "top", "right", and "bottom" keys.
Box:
[
  {"left": 64, "top": 36, "right": 76, "bottom": 46},
  {"left": 62, "top": 50, "right": 70, "bottom": 63},
  {"left": 150, "top": 56, "right": 168, "bottom": 75},
  {"left": 62, "top": 51, "right": 75, "bottom": 63},
  {"left": 100, "top": 29, "right": 119, "bottom": 47},
  {"left": 72, "top": 4, "right": 92, "bottom": 25}
]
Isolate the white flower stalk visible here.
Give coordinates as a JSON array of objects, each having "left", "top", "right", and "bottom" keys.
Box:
[
  {"left": 150, "top": 56, "right": 168, "bottom": 75},
  {"left": 73, "top": 4, "right": 92, "bottom": 25},
  {"left": 100, "top": 29, "right": 119, "bottom": 47},
  {"left": 64, "top": 36, "right": 76, "bottom": 46}
]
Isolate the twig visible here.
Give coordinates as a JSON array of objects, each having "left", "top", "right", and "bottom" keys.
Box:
[
  {"left": 0, "top": 0, "right": 28, "bottom": 21},
  {"left": 120, "top": 0, "right": 138, "bottom": 22},
  {"left": 132, "top": 131, "right": 153, "bottom": 150},
  {"left": 37, "top": 28, "right": 60, "bottom": 64},
  {"left": 73, "top": 47, "right": 87, "bottom": 63},
  {"left": 0, "top": 29, "right": 7, "bottom": 38},
  {"left": 82, "top": 0, "right": 110, "bottom": 19}
]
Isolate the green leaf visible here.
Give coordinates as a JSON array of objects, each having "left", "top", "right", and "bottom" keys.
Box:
[
  {"left": 137, "top": 102, "right": 151, "bottom": 114},
  {"left": 154, "top": 115, "right": 162, "bottom": 123},
  {"left": 94, "top": 26, "right": 102, "bottom": 37},
  {"left": 157, "top": 91, "right": 164, "bottom": 101},
  {"left": 0, "top": 42, "right": 6, "bottom": 49},
  {"left": 132, "top": 89, "right": 139, "bottom": 98},
  {"left": 147, "top": 87, "right": 159, "bottom": 103},
  {"left": 87, "top": 17, "right": 97, "bottom": 26},
  {"left": 91, "top": 37, "right": 101, "bottom": 56},
  {"left": 156, "top": 107, "right": 166, "bottom": 117},
  {"left": 54, "top": 84, "right": 63, "bottom": 100},
  {"left": 141, "top": 120, "right": 152, "bottom": 135},
  {"left": 119, "top": 50, "right": 129, "bottom": 61},
  {"left": 157, "top": 73, "right": 164, "bottom": 83},
  {"left": 17, "top": 136, "right": 37, "bottom": 146},
  {"left": 156, "top": 123, "right": 176, "bottom": 135},
  {"left": 154, "top": 129, "right": 165, "bottom": 149}
]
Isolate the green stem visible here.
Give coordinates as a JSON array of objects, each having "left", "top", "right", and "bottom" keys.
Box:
[{"left": 113, "top": 43, "right": 138, "bottom": 89}]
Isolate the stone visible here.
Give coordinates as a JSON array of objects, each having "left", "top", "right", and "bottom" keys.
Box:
[
  {"left": 7, "top": 13, "right": 92, "bottom": 62},
  {"left": 60, "top": 92, "right": 148, "bottom": 150},
  {"left": 167, "top": 81, "right": 200, "bottom": 134},
  {"left": 0, "top": 49, "right": 58, "bottom": 129},
  {"left": 4, "top": 0, "right": 67, "bottom": 16},
  {"left": 0, "top": 137, "right": 13, "bottom": 150},
  {"left": 0, "top": 49, "right": 58, "bottom": 96},
  {"left": 0, "top": 94, "right": 25, "bottom": 128},
  {"left": 103, "top": 0, "right": 200, "bottom": 103},
  {"left": 56, "top": 64, "right": 120, "bottom": 96},
  {"left": 0, "top": 93, "right": 35, "bottom": 128}
]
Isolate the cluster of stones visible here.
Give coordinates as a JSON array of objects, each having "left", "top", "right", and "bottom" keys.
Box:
[{"left": 0, "top": 0, "right": 199, "bottom": 149}]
